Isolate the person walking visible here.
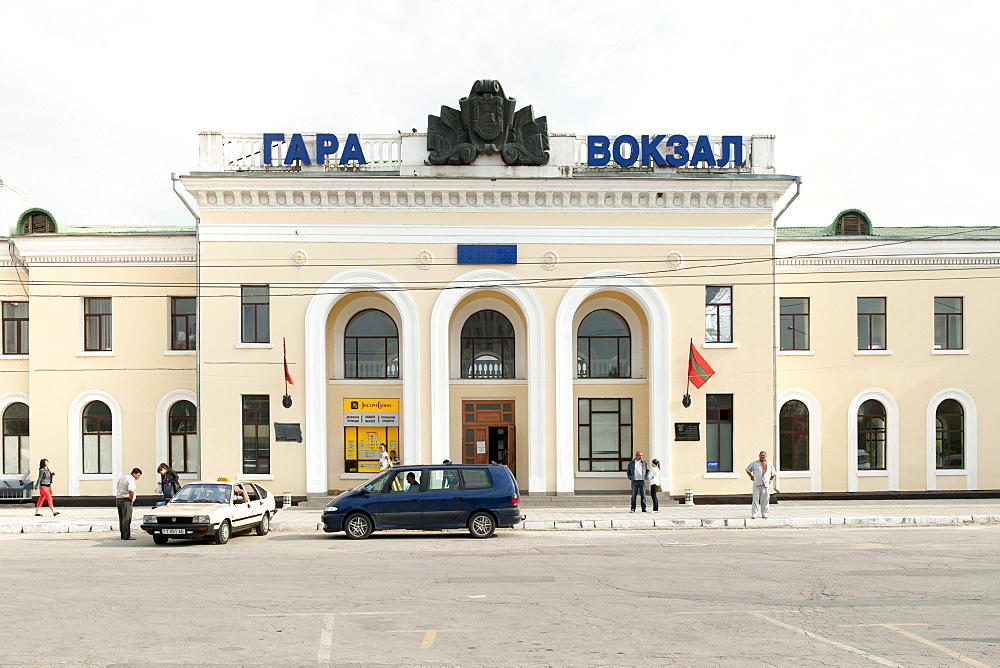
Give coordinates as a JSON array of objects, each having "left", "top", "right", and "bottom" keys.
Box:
[
  {"left": 378, "top": 444, "right": 391, "bottom": 471},
  {"left": 115, "top": 468, "right": 142, "bottom": 540},
  {"left": 648, "top": 458, "right": 662, "bottom": 512},
  {"left": 156, "top": 463, "right": 181, "bottom": 503},
  {"left": 34, "top": 459, "right": 60, "bottom": 516},
  {"left": 745, "top": 450, "right": 775, "bottom": 519},
  {"left": 626, "top": 451, "right": 650, "bottom": 513}
]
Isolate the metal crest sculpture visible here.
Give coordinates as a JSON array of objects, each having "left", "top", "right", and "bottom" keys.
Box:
[{"left": 427, "top": 80, "right": 549, "bottom": 166}]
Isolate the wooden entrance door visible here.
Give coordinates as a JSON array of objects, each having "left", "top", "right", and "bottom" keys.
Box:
[{"left": 461, "top": 401, "right": 515, "bottom": 470}]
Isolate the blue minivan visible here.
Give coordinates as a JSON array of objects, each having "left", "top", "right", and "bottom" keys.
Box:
[{"left": 321, "top": 464, "right": 521, "bottom": 539}]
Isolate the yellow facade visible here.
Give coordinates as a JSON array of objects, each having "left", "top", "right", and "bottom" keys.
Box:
[{"left": 0, "top": 119, "right": 994, "bottom": 500}]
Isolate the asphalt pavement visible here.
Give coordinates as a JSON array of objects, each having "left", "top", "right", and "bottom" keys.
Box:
[{"left": 2, "top": 497, "right": 998, "bottom": 534}]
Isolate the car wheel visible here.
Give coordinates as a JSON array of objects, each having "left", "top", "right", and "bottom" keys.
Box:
[
  {"left": 214, "top": 520, "right": 231, "bottom": 545},
  {"left": 344, "top": 513, "right": 373, "bottom": 540},
  {"left": 468, "top": 511, "right": 496, "bottom": 538},
  {"left": 256, "top": 512, "right": 270, "bottom": 536},
  {"left": 152, "top": 535, "right": 169, "bottom": 545}
]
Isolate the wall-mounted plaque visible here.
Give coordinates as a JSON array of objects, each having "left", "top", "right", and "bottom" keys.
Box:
[{"left": 674, "top": 423, "right": 700, "bottom": 441}]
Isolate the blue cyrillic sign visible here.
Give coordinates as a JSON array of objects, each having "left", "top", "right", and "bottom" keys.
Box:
[
  {"left": 263, "top": 133, "right": 367, "bottom": 165},
  {"left": 587, "top": 135, "right": 744, "bottom": 168},
  {"left": 457, "top": 245, "right": 517, "bottom": 265}
]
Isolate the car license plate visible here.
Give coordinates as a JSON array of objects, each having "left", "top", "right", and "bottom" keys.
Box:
[{"left": 162, "top": 528, "right": 186, "bottom": 535}]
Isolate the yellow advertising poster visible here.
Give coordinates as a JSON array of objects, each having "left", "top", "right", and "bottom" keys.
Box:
[{"left": 343, "top": 399, "right": 400, "bottom": 473}]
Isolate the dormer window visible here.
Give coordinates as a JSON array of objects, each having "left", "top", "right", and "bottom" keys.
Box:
[
  {"left": 833, "top": 210, "right": 871, "bottom": 235},
  {"left": 22, "top": 212, "right": 55, "bottom": 234}
]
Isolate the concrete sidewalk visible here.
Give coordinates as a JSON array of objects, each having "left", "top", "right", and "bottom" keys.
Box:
[{"left": 2, "top": 498, "right": 998, "bottom": 534}]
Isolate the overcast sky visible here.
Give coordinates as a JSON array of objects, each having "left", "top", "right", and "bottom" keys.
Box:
[{"left": 1, "top": 1, "right": 996, "bottom": 230}]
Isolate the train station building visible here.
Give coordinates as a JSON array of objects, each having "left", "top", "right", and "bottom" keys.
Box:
[{"left": 1, "top": 81, "right": 996, "bottom": 500}]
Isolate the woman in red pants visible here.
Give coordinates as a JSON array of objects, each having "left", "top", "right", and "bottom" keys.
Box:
[{"left": 34, "top": 459, "right": 59, "bottom": 516}]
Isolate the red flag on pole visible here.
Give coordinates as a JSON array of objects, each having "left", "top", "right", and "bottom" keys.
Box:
[
  {"left": 687, "top": 340, "right": 714, "bottom": 389},
  {"left": 283, "top": 337, "right": 294, "bottom": 386}
]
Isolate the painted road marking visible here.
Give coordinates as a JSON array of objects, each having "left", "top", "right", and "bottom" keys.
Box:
[
  {"left": 750, "top": 612, "right": 900, "bottom": 666},
  {"left": 843, "top": 624, "right": 989, "bottom": 667},
  {"left": 314, "top": 612, "right": 415, "bottom": 663},
  {"left": 387, "top": 630, "right": 476, "bottom": 649}
]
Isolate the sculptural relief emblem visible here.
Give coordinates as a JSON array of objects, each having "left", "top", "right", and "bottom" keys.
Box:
[{"left": 428, "top": 80, "right": 549, "bottom": 166}]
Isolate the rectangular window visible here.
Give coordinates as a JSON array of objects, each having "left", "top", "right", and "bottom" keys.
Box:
[
  {"left": 171, "top": 297, "right": 197, "bottom": 350},
  {"left": 705, "top": 286, "right": 733, "bottom": 343},
  {"left": 857, "top": 297, "right": 886, "bottom": 350},
  {"left": 241, "top": 286, "right": 270, "bottom": 344},
  {"left": 577, "top": 398, "right": 632, "bottom": 472},
  {"left": 2, "top": 302, "right": 28, "bottom": 355},
  {"left": 84, "top": 297, "right": 112, "bottom": 351},
  {"left": 706, "top": 394, "right": 733, "bottom": 472},
  {"left": 779, "top": 298, "right": 809, "bottom": 351},
  {"left": 934, "top": 297, "right": 963, "bottom": 350},
  {"left": 242, "top": 395, "right": 270, "bottom": 475}
]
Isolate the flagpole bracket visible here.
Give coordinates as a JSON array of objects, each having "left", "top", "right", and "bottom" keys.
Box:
[
  {"left": 682, "top": 394, "right": 691, "bottom": 408},
  {"left": 282, "top": 395, "right": 293, "bottom": 408}
]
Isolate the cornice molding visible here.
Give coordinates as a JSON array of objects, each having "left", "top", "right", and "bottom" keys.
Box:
[
  {"left": 22, "top": 254, "right": 196, "bottom": 265},
  {"left": 182, "top": 177, "right": 792, "bottom": 213}
]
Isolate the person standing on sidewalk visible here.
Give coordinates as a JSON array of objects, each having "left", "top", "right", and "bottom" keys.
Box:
[
  {"left": 156, "top": 463, "right": 181, "bottom": 503},
  {"left": 745, "top": 451, "right": 775, "bottom": 519},
  {"left": 115, "top": 468, "right": 142, "bottom": 540},
  {"left": 33, "top": 459, "right": 60, "bottom": 516},
  {"left": 648, "top": 459, "right": 662, "bottom": 512},
  {"left": 626, "top": 451, "right": 650, "bottom": 512}
]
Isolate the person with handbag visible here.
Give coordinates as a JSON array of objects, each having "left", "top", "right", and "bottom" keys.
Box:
[
  {"left": 34, "top": 458, "right": 60, "bottom": 516},
  {"left": 156, "top": 463, "right": 182, "bottom": 502}
]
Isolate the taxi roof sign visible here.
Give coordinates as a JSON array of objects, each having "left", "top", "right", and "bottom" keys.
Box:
[{"left": 217, "top": 476, "right": 231, "bottom": 482}]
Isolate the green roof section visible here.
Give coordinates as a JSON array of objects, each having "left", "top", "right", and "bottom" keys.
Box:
[
  {"left": 778, "top": 226, "right": 1000, "bottom": 240},
  {"left": 66, "top": 226, "right": 195, "bottom": 235},
  {"left": 10, "top": 207, "right": 194, "bottom": 236}
]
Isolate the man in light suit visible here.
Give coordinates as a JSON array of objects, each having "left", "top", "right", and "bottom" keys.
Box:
[
  {"left": 626, "top": 451, "right": 651, "bottom": 513},
  {"left": 745, "top": 450, "right": 775, "bottom": 518}
]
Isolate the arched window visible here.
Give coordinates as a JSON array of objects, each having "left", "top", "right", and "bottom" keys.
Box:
[
  {"left": 344, "top": 310, "right": 399, "bottom": 379},
  {"left": 935, "top": 399, "right": 964, "bottom": 469},
  {"left": 169, "top": 400, "right": 199, "bottom": 474},
  {"left": 577, "top": 309, "right": 631, "bottom": 378},
  {"left": 82, "top": 401, "right": 112, "bottom": 474},
  {"left": 461, "top": 310, "right": 515, "bottom": 379},
  {"left": 2, "top": 402, "right": 28, "bottom": 475},
  {"left": 779, "top": 400, "right": 809, "bottom": 471},
  {"left": 858, "top": 399, "right": 886, "bottom": 471}
]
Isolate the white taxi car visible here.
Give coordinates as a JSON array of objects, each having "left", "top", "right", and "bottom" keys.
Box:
[{"left": 140, "top": 479, "right": 278, "bottom": 545}]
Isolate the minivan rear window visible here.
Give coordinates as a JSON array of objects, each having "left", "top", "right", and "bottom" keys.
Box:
[{"left": 461, "top": 469, "right": 493, "bottom": 490}]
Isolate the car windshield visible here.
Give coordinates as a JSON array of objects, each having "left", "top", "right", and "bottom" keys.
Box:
[
  {"left": 357, "top": 471, "right": 392, "bottom": 494},
  {"left": 169, "top": 484, "right": 231, "bottom": 504}
]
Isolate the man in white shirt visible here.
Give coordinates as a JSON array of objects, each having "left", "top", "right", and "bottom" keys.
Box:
[
  {"left": 745, "top": 451, "right": 775, "bottom": 519},
  {"left": 115, "top": 468, "right": 142, "bottom": 540}
]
